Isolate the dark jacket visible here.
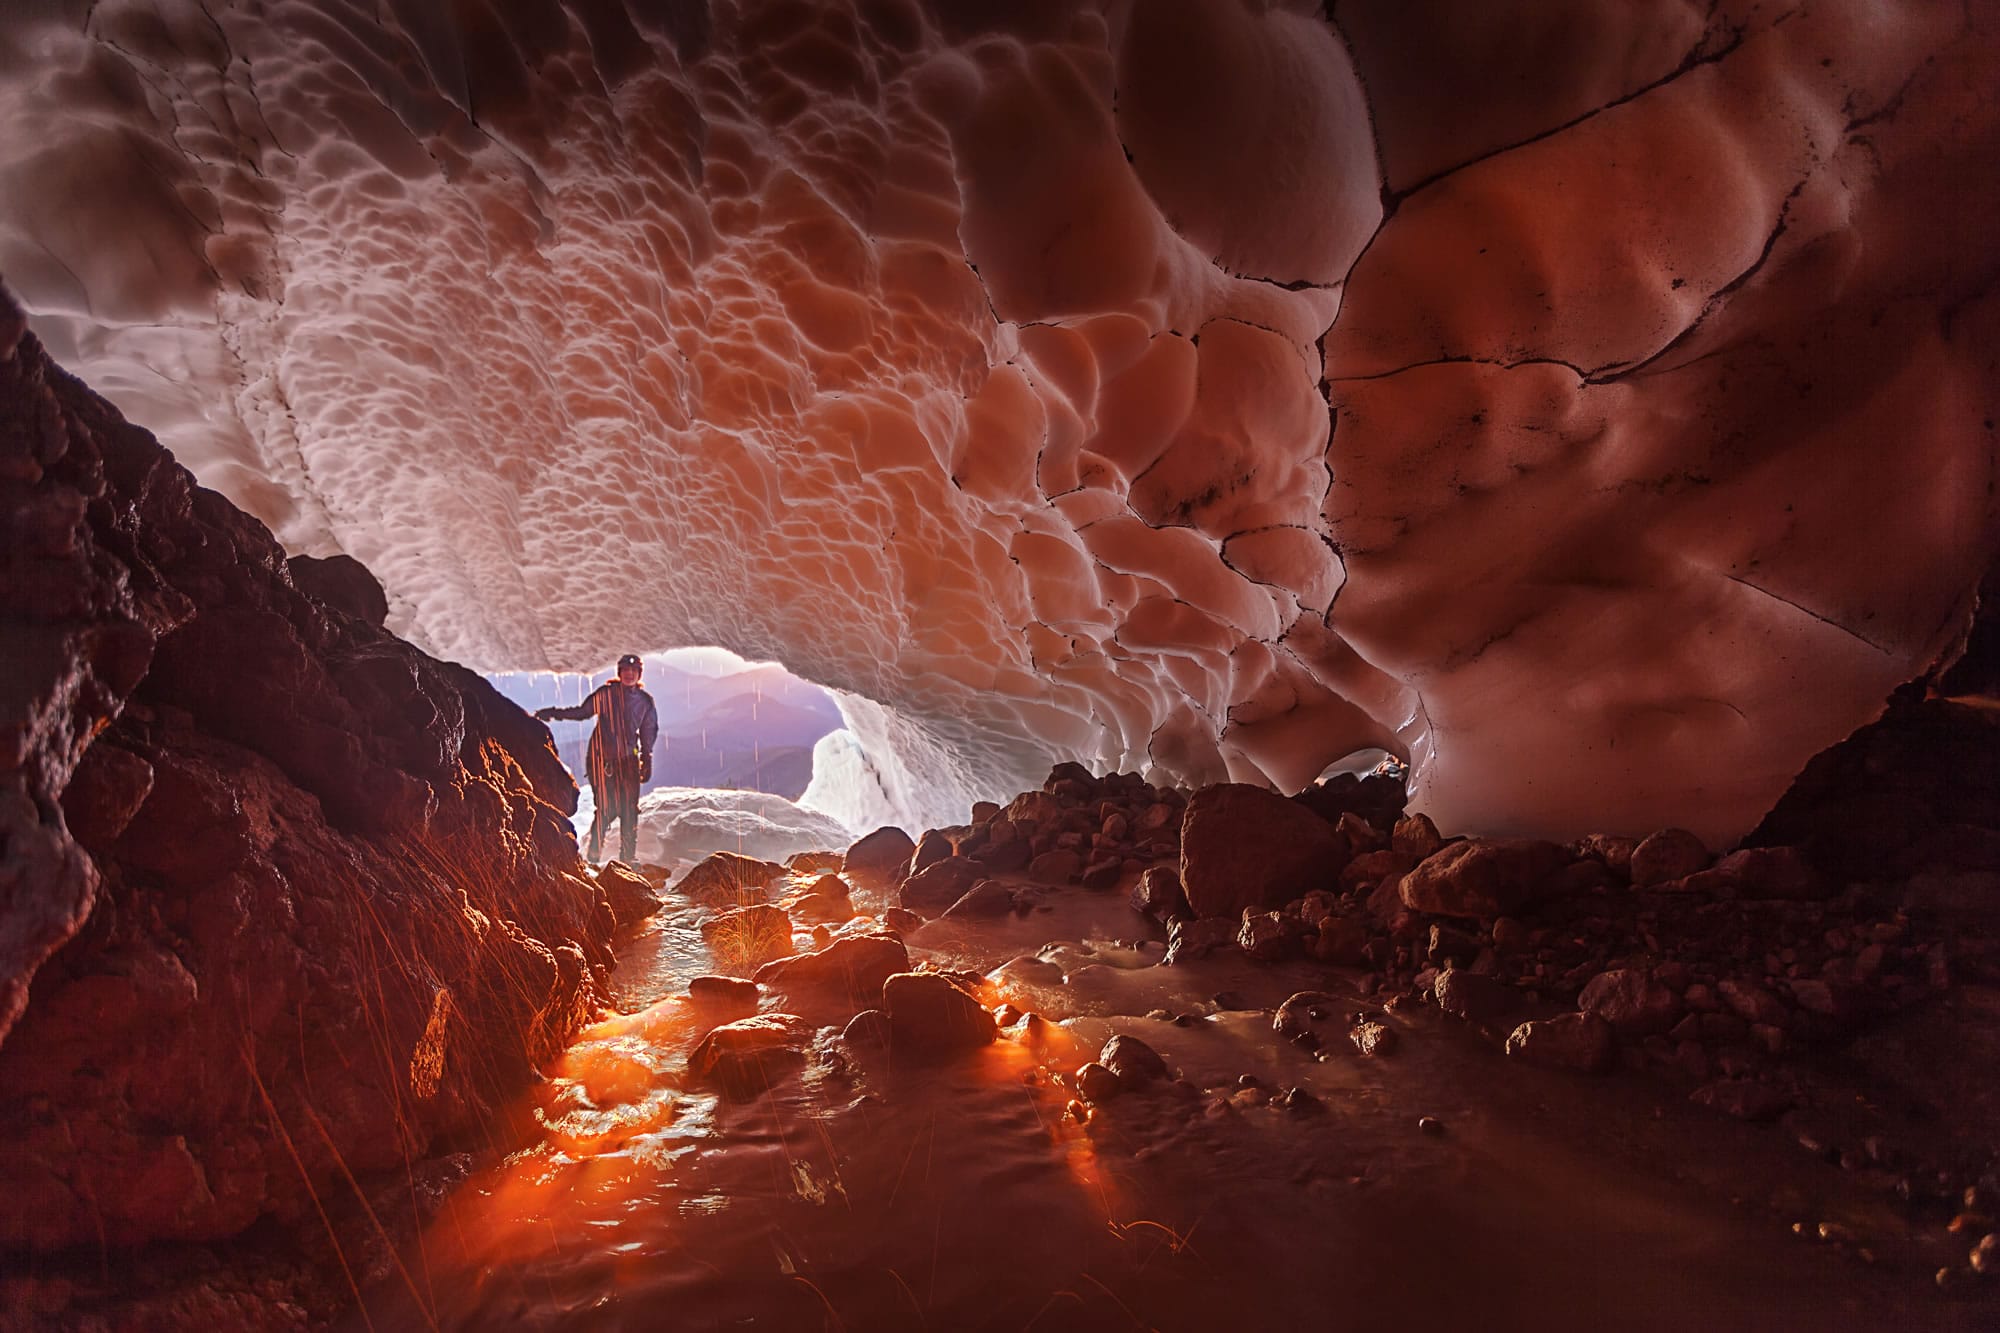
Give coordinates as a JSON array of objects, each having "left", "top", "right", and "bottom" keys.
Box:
[{"left": 542, "top": 682, "right": 659, "bottom": 792}]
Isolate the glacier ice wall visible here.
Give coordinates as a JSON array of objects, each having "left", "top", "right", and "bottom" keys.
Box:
[{"left": 1, "top": 0, "right": 1995, "bottom": 844}]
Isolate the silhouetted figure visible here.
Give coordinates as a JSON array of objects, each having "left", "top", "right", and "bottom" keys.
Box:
[{"left": 536, "top": 653, "right": 659, "bottom": 865}]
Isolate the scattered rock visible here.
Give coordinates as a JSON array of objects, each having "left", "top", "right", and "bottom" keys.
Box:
[
  {"left": 688, "top": 976, "right": 759, "bottom": 1008},
  {"left": 1313, "top": 916, "right": 1370, "bottom": 965},
  {"left": 1164, "top": 916, "right": 1239, "bottom": 965},
  {"left": 1130, "top": 865, "right": 1187, "bottom": 921},
  {"left": 1578, "top": 968, "right": 1683, "bottom": 1036},
  {"left": 883, "top": 972, "right": 996, "bottom": 1053},
  {"left": 1350, "top": 1020, "right": 1398, "bottom": 1056},
  {"left": 1392, "top": 813, "right": 1445, "bottom": 860},
  {"left": 1080, "top": 859, "right": 1122, "bottom": 889},
  {"left": 941, "top": 878, "right": 1016, "bottom": 919},
  {"left": 1571, "top": 834, "right": 1638, "bottom": 875},
  {"left": 1418, "top": 1116, "right": 1446, "bottom": 1136},
  {"left": 1717, "top": 978, "right": 1790, "bottom": 1029},
  {"left": 792, "top": 889, "right": 854, "bottom": 922},
  {"left": 1433, "top": 968, "right": 1519, "bottom": 1026},
  {"left": 883, "top": 907, "right": 923, "bottom": 936},
  {"left": 972, "top": 837, "right": 1033, "bottom": 872},
  {"left": 1274, "top": 991, "right": 1343, "bottom": 1049},
  {"left": 1180, "top": 784, "right": 1346, "bottom": 919},
  {"left": 844, "top": 826, "right": 918, "bottom": 879},
  {"left": 1341, "top": 848, "right": 1417, "bottom": 893},
  {"left": 908, "top": 829, "right": 955, "bottom": 877},
  {"left": 1504, "top": 1012, "right": 1615, "bottom": 1074},
  {"left": 1238, "top": 910, "right": 1298, "bottom": 961},
  {"left": 900, "top": 856, "right": 986, "bottom": 914},
  {"left": 787, "top": 850, "right": 845, "bottom": 874},
  {"left": 688, "top": 1014, "right": 812, "bottom": 1098},
  {"left": 674, "top": 852, "right": 786, "bottom": 907},
  {"left": 1399, "top": 838, "right": 1568, "bottom": 917},
  {"left": 1074, "top": 1062, "right": 1121, "bottom": 1104},
  {"left": 1630, "top": 828, "right": 1710, "bottom": 888},
  {"left": 754, "top": 932, "right": 910, "bottom": 1009},
  {"left": 840, "top": 1009, "right": 894, "bottom": 1048},
  {"left": 1971, "top": 1233, "right": 1997, "bottom": 1275},
  {"left": 1099, "top": 1035, "right": 1169, "bottom": 1085},
  {"left": 596, "top": 861, "right": 663, "bottom": 927}
]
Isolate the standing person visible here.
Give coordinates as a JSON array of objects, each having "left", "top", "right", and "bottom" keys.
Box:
[{"left": 535, "top": 653, "right": 659, "bottom": 865}]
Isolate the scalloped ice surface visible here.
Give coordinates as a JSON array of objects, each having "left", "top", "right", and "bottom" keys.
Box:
[{"left": 2, "top": 0, "right": 1996, "bottom": 844}]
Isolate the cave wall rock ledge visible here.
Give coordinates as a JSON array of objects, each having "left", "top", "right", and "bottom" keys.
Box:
[{"left": 0, "top": 286, "right": 614, "bottom": 1268}]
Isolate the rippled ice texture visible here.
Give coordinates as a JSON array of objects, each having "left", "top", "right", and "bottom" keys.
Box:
[{"left": 4, "top": 0, "right": 1995, "bottom": 844}]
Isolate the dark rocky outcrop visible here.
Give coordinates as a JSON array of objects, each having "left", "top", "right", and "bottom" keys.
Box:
[{"left": 0, "top": 293, "right": 611, "bottom": 1266}]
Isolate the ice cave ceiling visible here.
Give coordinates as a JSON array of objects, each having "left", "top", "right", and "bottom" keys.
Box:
[{"left": 1, "top": 0, "right": 1995, "bottom": 844}]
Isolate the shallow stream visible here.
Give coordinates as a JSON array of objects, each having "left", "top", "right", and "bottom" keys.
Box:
[{"left": 356, "top": 873, "right": 1975, "bottom": 1332}]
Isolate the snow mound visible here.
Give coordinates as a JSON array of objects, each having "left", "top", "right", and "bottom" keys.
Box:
[{"left": 633, "top": 788, "right": 854, "bottom": 879}]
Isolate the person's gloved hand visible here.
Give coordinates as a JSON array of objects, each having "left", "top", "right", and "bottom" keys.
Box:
[
  {"left": 532, "top": 707, "right": 553, "bottom": 721},
  {"left": 638, "top": 753, "right": 653, "bottom": 784}
]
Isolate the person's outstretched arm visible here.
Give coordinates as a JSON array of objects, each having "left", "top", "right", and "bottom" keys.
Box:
[{"left": 534, "top": 686, "right": 601, "bottom": 723}]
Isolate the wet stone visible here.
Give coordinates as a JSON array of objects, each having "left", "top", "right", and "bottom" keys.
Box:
[
  {"left": 1433, "top": 967, "right": 1519, "bottom": 1026},
  {"left": 688, "top": 976, "right": 759, "bottom": 1008},
  {"left": 1238, "top": 910, "right": 1298, "bottom": 961},
  {"left": 1505, "top": 1012, "right": 1616, "bottom": 1074},
  {"left": 883, "top": 972, "right": 996, "bottom": 1053},
  {"left": 1075, "top": 1062, "right": 1121, "bottom": 1104},
  {"left": 1130, "top": 865, "right": 1186, "bottom": 921},
  {"left": 1099, "top": 1034, "right": 1169, "bottom": 1085},
  {"left": 844, "top": 826, "right": 917, "bottom": 879},
  {"left": 1164, "top": 917, "right": 1239, "bottom": 966},
  {"left": 1350, "top": 1020, "right": 1398, "bottom": 1057}
]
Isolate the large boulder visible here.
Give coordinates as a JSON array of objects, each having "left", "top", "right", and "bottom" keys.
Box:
[
  {"left": 754, "top": 932, "right": 910, "bottom": 1010},
  {"left": 1180, "top": 784, "right": 1347, "bottom": 919},
  {"left": 1398, "top": 838, "right": 1568, "bottom": 917},
  {"left": 1577, "top": 968, "right": 1682, "bottom": 1036},
  {"left": 843, "top": 826, "right": 917, "bottom": 879},
  {"left": 1504, "top": 1013, "right": 1616, "bottom": 1074},
  {"left": 883, "top": 973, "right": 996, "bottom": 1053},
  {"left": 900, "top": 856, "right": 986, "bottom": 914},
  {"left": 674, "top": 852, "right": 785, "bottom": 907},
  {"left": 596, "top": 861, "right": 663, "bottom": 927},
  {"left": 907, "top": 828, "right": 956, "bottom": 877},
  {"left": 688, "top": 1014, "right": 813, "bottom": 1098}
]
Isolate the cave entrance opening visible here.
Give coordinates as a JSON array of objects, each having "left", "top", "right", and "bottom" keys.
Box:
[
  {"left": 1311, "top": 746, "right": 1407, "bottom": 785},
  {"left": 484, "top": 647, "right": 856, "bottom": 877}
]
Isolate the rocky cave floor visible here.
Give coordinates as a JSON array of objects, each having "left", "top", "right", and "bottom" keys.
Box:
[{"left": 14, "top": 707, "right": 2000, "bottom": 1332}]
